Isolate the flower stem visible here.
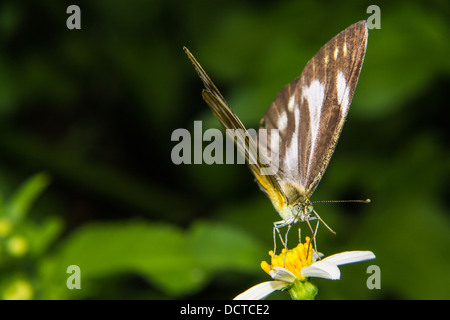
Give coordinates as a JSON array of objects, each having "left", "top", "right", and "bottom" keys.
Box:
[{"left": 287, "top": 280, "right": 318, "bottom": 300}]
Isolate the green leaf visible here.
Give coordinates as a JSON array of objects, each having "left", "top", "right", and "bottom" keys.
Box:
[
  {"left": 39, "top": 220, "right": 263, "bottom": 299},
  {"left": 187, "top": 220, "right": 262, "bottom": 273},
  {"left": 6, "top": 172, "right": 50, "bottom": 222},
  {"left": 24, "top": 216, "right": 63, "bottom": 257}
]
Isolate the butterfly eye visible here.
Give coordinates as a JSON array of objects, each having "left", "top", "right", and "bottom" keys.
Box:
[{"left": 293, "top": 204, "right": 301, "bottom": 214}]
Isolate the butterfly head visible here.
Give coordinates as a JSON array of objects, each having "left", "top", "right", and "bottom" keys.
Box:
[
  {"left": 277, "top": 197, "right": 314, "bottom": 225},
  {"left": 271, "top": 180, "right": 313, "bottom": 224},
  {"left": 292, "top": 199, "right": 314, "bottom": 223}
]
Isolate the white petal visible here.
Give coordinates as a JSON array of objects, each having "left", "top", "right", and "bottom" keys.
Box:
[
  {"left": 269, "top": 266, "right": 297, "bottom": 283},
  {"left": 320, "top": 251, "right": 376, "bottom": 266},
  {"left": 301, "top": 261, "right": 341, "bottom": 280},
  {"left": 233, "top": 281, "right": 287, "bottom": 300}
]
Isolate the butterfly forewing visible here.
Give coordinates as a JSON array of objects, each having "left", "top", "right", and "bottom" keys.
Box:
[
  {"left": 260, "top": 21, "right": 368, "bottom": 204},
  {"left": 184, "top": 47, "right": 288, "bottom": 210}
]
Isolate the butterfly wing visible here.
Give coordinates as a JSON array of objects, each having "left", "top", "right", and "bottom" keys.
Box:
[
  {"left": 184, "top": 47, "right": 288, "bottom": 210},
  {"left": 260, "top": 21, "right": 368, "bottom": 201}
]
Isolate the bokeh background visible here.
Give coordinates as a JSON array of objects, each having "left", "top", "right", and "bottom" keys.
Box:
[{"left": 0, "top": 0, "right": 448, "bottom": 299}]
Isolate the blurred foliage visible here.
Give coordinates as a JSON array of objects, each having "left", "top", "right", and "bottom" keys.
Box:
[{"left": 0, "top": 0, "right": 449, "bottom": 299}]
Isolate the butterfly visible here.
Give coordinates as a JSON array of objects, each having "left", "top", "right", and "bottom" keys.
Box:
[{"left": 184, "top": 20, "right": 368, "bottom": 251}]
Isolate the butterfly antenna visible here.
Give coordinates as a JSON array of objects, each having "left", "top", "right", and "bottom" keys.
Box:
[{"left": 312, "top": 199, "right": 371, "bottom": 204}]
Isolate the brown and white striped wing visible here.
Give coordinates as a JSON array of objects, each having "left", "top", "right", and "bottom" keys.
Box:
[{"left": 260, "top": 21, "right": 368, "bottom": 200}]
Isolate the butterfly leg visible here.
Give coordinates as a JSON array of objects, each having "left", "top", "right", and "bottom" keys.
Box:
[
  {"left": 305, "top": 218, "right": 316, "bottom": 259},
  {"left": 272, "top": 219, "right": 290, "bottom": 261},
  {"left": 282, "top": 223, "right": 294, "bottom": 266},
  {"left": 312, "top": 209, "right": 335, "bottom": 235},
  {"left": 305, "top": 217, "right": 321, "bottom": 259},
  {"left": 313, "top": 219, "right": 320, "bottom": 255},
  {"left": 272, "top": 225, "right": 279, "bottom": 259}
]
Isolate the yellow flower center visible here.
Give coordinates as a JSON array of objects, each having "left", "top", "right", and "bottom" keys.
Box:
[{"left": 261, "top": 237, "right": 314, "bottom": 281}]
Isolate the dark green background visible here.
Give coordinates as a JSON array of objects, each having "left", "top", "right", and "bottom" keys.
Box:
[{"left": 0, "top": 0, "right": 448, "bottom": 299}]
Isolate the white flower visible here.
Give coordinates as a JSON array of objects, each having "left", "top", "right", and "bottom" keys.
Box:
[{"left": 234, "top": 237, "right": 375, "bottom": 300}]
